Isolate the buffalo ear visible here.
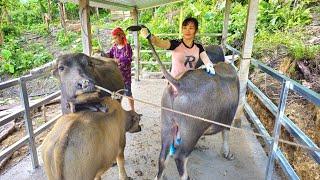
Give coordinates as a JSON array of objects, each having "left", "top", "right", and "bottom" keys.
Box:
[{"left": 80, "top": 53, "right": 90, "bottom": 66}]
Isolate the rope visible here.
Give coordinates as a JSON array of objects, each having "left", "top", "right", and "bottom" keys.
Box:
[{"left": 95, "top": 85, "right": 320, "bottom": 152}]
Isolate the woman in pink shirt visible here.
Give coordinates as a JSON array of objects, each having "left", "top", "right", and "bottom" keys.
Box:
[{"left": 141, "top": 17, "right": 215, "bottom": 78}]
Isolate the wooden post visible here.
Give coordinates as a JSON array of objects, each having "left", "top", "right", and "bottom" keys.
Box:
[
  {"left": 221, "top": 0, "right": 232, "bottom": 51},
  {"left": 132, "top": 7, "right": 140, "bottom": 81},
  {"left": 234, "top": 0, "right": 259, "bottom": 127},
  {"left": 79, "top": 0, "right": 92, "bottom": 55}
]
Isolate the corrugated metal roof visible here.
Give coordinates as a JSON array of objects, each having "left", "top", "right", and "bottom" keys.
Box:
[{"left": 62, "top": 0, "right": 183, "bottom": 11}]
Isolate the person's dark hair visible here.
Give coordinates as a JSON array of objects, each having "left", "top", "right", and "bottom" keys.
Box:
[{"left": 182, "top": 17, "right": 199, "bottom": 31}]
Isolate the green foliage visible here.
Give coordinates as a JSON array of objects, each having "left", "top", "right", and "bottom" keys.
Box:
[
  {"left": 27, "top": 23, "right": 50, "bottom": 36},
  {"left": 290, "top": 43, "right": 319, "bottom": 61},
  {"left": 56, "top": 30, "right": 79, "bottom": 48},
  {"left": 64, "top": 3, "right": 79, "bottom": 20},
  {"left": 1, "top": 25, "right": 20, "bottom": 37},
  {"left": 0, "top": 40, "right": 53, "bottom": 75},
  {"left": 253, "top": 30, "right": 319, "bottom": 62},
  {"left": 258, "top": 1, "right": 312, "bottom": 32}
]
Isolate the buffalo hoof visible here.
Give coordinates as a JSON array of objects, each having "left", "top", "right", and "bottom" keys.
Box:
[
  {"left": 154, "top": 175, "right": 168, "bottom": 180},
  {"left": 222, "top": 149, "right": 234, "bottom": 160}
]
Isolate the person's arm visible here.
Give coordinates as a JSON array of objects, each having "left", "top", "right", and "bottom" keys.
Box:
[
  {"left": 106, "top": 47, "right": 115, "bottom": 58},
  {"left": 141, "top": 28, "right": 170, "bottom": 49},
  {"left": 200, "top": 51, "right": 212, "bottom": 66},
  {"left": 198, "top": 45, "right": 215, "bottom": 75}
]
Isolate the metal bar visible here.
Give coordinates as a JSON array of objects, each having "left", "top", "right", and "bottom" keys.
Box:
[
  {"left": 137, "top": 0, "right": 184, "bottom": 11},
  {"left": 140, "top": 50, "right": 169, "bottom": 53},
  {"left": 251, "top": 59, "right": 320, "bottom": 106},
  {"left": 0, "top": 114, "right": 61, "bottom": 162},
  {"left": 244, "top": 102, "right": 299, "bottom": 180},
  {"left": 154, "top": 33, "right": 222, "bottom": 37},
  {"left": 225, "top": 44, "right": 241, "bottom": 55},
  {"left": 0, "top": 78, "right": 19, "bottom": 89},
  {"left": 0, "top": 111, "right": 23, "bottom": 127},
  {"left": 275, "top": 148, "right": 300, "bottom": 180},
  {"left": 244, "top": 102, "right": 271, "bottom": 144},
  {"left": 0, "top": 72, "right": 50, "bottom": 90},
  {"left": 248, "top": 80, "right": 320, "bottom": 163},
  {"left": 34, "top": 114, "right": 61, "bottom": 136},
  {"left": 140, "top": 62, "right": 171, "bottom": 65},
  {"left": 30, "top": 60, "right": 56, "bottom": 75},
  {"left": 91, "top": 0, "right": 134, "bottom": 9},
  {"left": 0, "top": 91, "right": 61, "bottom": 127},
  {"left": 132, "top": 7, "right": 140, "bottom": 81},
  {"left": 0, "top": 136, "right": 28, "bottom": 162},
  {"left": 266, "top": 80, "right": 291, "bottom": 180},
  {"left": 231, "top": 51, "right": 235, "bottom": 64},
  {"left": 19, "top": 77, "right": 39, "bottom": 169}
]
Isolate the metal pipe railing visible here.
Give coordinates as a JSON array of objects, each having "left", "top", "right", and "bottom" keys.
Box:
[
  {"left": 225, "top": 44, "right": 320, "bottom": 180},
  {"left": 0, "top": 60, "right": 60, "bottom": 169}
]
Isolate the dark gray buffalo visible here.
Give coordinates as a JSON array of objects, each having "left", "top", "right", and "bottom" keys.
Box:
[
  {"left": 154, "top": 45, "right": 240, "bottom": 179},
  {"left": 53, "top": 53, "right": 124, "bottom": 114}
]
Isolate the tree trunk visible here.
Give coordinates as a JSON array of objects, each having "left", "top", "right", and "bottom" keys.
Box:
[
  {"left": 0, "top": 31, "right": 3, "bottom": 45},
  {"left": 96, "top": 7, "right": 99, "bottom": 17},
  {"left": 58, "top": 2, "right": 66, "bottom": 30}
]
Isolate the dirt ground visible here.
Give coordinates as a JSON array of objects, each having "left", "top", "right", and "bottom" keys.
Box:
[{"left": 0, "top": 78, "right": 282, "bottom": 180}]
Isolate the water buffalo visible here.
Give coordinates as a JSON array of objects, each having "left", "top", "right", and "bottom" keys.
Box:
[
  {"left": 53, "top": 53, "right": 124, "bottom": 114},
  {"left": 41, "top": 97, "right": 142, "bottom": 180},
  {"left": 152, "top": 45, "right": 239, "bottom": 179}
]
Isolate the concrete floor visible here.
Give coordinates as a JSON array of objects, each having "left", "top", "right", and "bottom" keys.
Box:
[{"left": 0, "top": 79, "right": 280, "bottom": 180}]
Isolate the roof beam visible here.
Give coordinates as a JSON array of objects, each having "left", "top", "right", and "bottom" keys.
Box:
[
  {"left": 137, "top": 0, "right": 183, "bottom": 10},
  {"left": 91, "top": 0, "right": 134, "bottom": 10}
]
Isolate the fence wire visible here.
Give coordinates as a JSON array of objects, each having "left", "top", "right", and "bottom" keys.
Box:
[{"left": 95, "top": 85, "right": 320, "bottom": 152}]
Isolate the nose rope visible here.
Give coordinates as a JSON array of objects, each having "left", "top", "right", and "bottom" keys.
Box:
[
  {"left": 95, "top": 85, "right": 320, "bottom": 152},
  {"left": 95, "top": 85, "right": 125, "bottom": 100}
]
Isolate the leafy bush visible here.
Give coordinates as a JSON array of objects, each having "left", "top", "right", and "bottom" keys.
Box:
[
  {"left": 253, "top": 30, "right": 319, "bottom": 62},
  {"left": 258, "top": 1, "right": 312, "bottom": 32},
  {"left": 1, "top": 25, "right": 21, "bottom": 37},
  {"left": 0, "top": 40, "right": 53, "bottom": 75},
  {"left": 56, "top": 30, "right": 79, "bottom": 48}
]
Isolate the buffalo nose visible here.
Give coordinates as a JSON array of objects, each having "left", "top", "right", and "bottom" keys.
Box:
[{"left": 77, "top": 79, "right": 95, "bottom": 92}]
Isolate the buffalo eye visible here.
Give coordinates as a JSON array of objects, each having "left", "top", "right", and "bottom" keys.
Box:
[
  {"left": 88, "top": 61, "right": 94, "bottom": 67},
  {"left": 58, "top": 66, "right": 64, "bottom": 71}
]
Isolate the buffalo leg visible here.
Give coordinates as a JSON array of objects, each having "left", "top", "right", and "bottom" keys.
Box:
[
  {"left": 94, "top": 166, "right": 109, "bottom": 180},
  {"left": 174, "top": 155, "right": 189, "bottom": 180},
  {"left": 155, "top": 139, "right": 171, "bottom": 180},
  {"left": 116, "top": 148, "right": 130, "bottom": 180},
  {"left": 221, "top": 129, "right": 234, "bottom": 160}
]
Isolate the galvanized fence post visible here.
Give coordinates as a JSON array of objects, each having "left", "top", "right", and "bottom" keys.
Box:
[
  {"left": 265, "top": 80, "right": 291, "bottom": 180},
  {"left": 19, "top": 77, "right": 39, "bottom": 169}
]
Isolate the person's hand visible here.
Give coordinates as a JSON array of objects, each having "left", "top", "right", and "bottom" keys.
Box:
[
  {"left": 100, "top": 51, "right": 109, "bottom": 58},
  {"left": 114, "top": 58, "right": 120, "bottom": 64},
  {"left": 205, "top": 63, "right": 215, "bottom": 75},
  {"left": 141, "top": 27, "right": 151, "bottom": 39}
]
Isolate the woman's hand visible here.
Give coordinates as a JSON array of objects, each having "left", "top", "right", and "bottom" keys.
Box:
[
  {"left": 141, "top": 28, "right": 151, "bottom": 39},
  {"left": 114, "top": 58, "right": 120, "bottom": 64},
  {"left": 205, "top": 63, "right": 215, "bottom": 75}
]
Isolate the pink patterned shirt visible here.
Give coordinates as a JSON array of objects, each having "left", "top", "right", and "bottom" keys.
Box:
[
  {"left": 107, "top": 44, "right": 133, "bottom": 85},
  {"left": 168, "top": 39, "right": 205, "bottom": 77}
]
